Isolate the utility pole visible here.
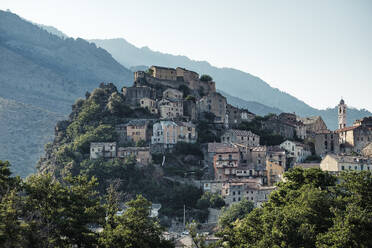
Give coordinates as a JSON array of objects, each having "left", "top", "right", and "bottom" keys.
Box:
[{"left": 183, "top": 204, "right": 186, "bottom": 229}]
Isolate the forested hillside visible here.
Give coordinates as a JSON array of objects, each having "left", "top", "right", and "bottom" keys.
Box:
[{"left": 0, "top": 10, "right": 133, "bottom": 176}]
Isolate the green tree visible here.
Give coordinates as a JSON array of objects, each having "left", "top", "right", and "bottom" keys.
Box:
[
  {"left": 23, "top": 173, "right": 104, "bottom": 247},
  {"left": 217, "top": 169, "right": 372, "bottom": 248},
  {"left": 218, "top": 199, "right": 254, "bottom": 229},
  {"left": 200, "top": 74, "right": 213, "bottom": 82},
  {"left": 99, "top": 195, "right": 173, "bottom": 248}
]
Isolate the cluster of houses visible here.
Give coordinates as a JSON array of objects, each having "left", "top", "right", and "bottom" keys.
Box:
[{"left": 89, "top": 65, "right": 372, "bottom": 209}]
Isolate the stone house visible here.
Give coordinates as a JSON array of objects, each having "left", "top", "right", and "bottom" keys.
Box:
[
  {"left": 266, "top": 146, "right": 287, "bottom": 167},
  {"left": 117, "top": 147, "right": 152, "bottom": 165},
  {"left": 163, "top": 88, "right": 183, "bottom": 100},
  {"left": 221, "top": 180, "right": 275, "bottom": 207},
  {"left": 298, "top": 116, "right": 327, "bottom": 135},
  {"left": 90, "top": 142, "right": 117, "bottom": 159},
  {"left": 320, "top": 154, "right": 372, "bottom": 173},
  {"left": 280, "top": 140, "right": 311, "bottom": 163},
  {"left": 122, "top": 86, "right": 156, "bottom": 106},
  {"left": 158, "top": 98, "right": 183, "bottom": 119},
  {"left": 197, "top": 92, "right": 227, "bottom": 124},
  {"left": 119, "top": 119, "right": 152, "bottom": 144},
  {"left": 140, "top": 97, "right": 158, "bottom": 114},
  {"left": 336, "top": 117, "right": 372, "bottom": 153},
  {"left": 261, "top": 115, "right": 297, "bottom": 139},
  {"left": 213, "top": 146, "right": 240, "bottom": 181},
  {"left": 314, "top": 130, "right": 339, "bottom": 156},
  {"left": 278, "top": 113, "right": 306, "bottom": 139},
  {"left": 266, "top": 160, "right": 284, "bottom": 186},
  {"left": 221, "top": 129, "right": 260, "bottom": 146},
  {"left": 151, "top": 121, "right": 197, "bottom": 149},
  {"left": 226, "top": 104, "right": 255, "bottom": 127}
]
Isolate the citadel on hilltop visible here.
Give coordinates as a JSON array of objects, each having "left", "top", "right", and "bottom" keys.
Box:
[{"left": 87, "top": 66, "right": 372, "bottom": 208}]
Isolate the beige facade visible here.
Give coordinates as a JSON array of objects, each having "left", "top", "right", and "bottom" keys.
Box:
[
  {"left": 320, "top": 154, "right": 372, "bottom": 172},
  {"left": 125, "top": 119, "right": 152, "bottom": 143},
  {"left": 117, "top": 147, "right": 152, "bottom": 165},
  {"left": 90, "top": 142, "right": 116, "bottom": 159},
  {"left": 158, "top": 99, "right": 183, "bottom": 119},
  {"left": 176, "top": 67, "right": 199, "bottom": 82},
  {"left": 140, "top": 98, "right": 158, "bottom": 114},
  {"left": 151, "top": 121, "right": 197, "bottom": 148},
  {"left": 150, "top": 66, "right": 177, "bottom": 81},
  {"left": 221, "top": 129, "right": 260, "bottom": 146},
  {"left": 197, "top": 92, "right": 227, "bottom": 124},
  {"left": 362, "top": 143, "right": 372, "bottom": 157}
]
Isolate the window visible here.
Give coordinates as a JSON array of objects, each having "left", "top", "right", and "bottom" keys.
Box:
[{"left": 341, "top": 165, "right": 345, "bottom": 170}]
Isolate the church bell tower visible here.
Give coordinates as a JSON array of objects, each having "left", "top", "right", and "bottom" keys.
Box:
[{"left": 338, "top": 99, "right": 346, "bottom": 129}]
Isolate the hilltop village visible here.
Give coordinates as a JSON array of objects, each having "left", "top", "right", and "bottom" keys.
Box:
[{"left": 86, "top": 65, "right": 372, "bottom": 211}]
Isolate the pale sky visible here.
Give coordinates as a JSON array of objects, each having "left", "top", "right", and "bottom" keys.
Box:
[{"left": 2, "top": 0, "right": 372, "bottom": 111}]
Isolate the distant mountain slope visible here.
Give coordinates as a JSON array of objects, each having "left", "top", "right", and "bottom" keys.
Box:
[
  {"left": 91, "top": 38, "right": 372, "bottom": 129},
  {"left": 0, "top": 97, "right": 64, "bottom": 177},
  {"left": 0, "top": 10, "right": 133, "bottom": 176}
]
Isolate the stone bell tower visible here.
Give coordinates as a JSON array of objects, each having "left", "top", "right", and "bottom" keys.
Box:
[{"left": 338, "top": 99, "right": 347, "bottom": 129}]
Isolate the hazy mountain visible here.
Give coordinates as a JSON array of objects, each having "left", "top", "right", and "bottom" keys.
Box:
[
  {"left": 0, "top": 97, "right": 64, "bottom": 177},
  {"left": 0, "top": 10, "right": 133, "bottom": 176},
  {"left": 90, "top": 38, "right": 372, "bottom": 129}
]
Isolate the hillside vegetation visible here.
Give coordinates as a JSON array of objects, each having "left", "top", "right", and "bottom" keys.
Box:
[
  {"left": 0, "top": 97, "right": 63, "bottom": 177},
  {"left": 0, "top": 10, "right": 133, "bottom": 176}
]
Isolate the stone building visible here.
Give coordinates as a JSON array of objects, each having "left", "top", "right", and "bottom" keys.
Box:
[
  {"left": 337, "top": 125, "right": 372, "bottom": 153},
  {"left": 151, "top": 121, "right": 197, "bottom": 149},
  {"left": 122, "top": 86, "right": 156, "bottom": 106},
  {"left": 197, "top": 92, "right": 227, "bottom": 124},
  {"left": 162, "top": 88, "right": 183, "bottom": 100},
  {"left": 298, "top": 116, "right": 327, "bottom": 135},
  {"left": 226, "top": 104, "right": 255, "bottom": 127},
  {"left": 213, "top": 146, "right": 241, "bottom": 181},
  {"left": 280, "top": 140, "right": 311, "bottom": 163},
  {"left": 320, "top": 154, "right": 372, "bottom": 173},
  {"left": 266, "top": 160, "right": 284, "bottom": 186},
  {"left": 149, "top": 66, "right": 177, "bottom": 81},
  {"left": 261, "top": 115, "right": 297, "bottom": 139},
  {"left": 278, "top": 113, "right": 307, "bottom": 139},
  {"left": 140, "top": 98, "right": 158, "bottom": 114},
  {"left": 221, "top": 180, "right": 275, "bottom": 207},
  {"left": 117, "top": 147, "right": 152, "bottom": 165},
  {"left": 134, "top": 66, "right": 216, "bottom": 97},
  {"left": 314, "top": 130, "right": 339, "bottom": 156},
  {"left": 117, "top": 119, "right": 152, "bottom": 144},
  {"left": 158, "top": 98, "right": 183, "bottom": 119},
  {"left": 90, "top": 142, "right": 117, "bottom": 159},
  {"left": 221, "top": 129, "right": 260, "bottom": 146}
]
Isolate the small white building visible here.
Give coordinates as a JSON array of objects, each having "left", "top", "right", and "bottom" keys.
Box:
[
  {"left": 90, "top": 142, "right": 117, "bottom": 159},
  {"left": 280, "top": 140, "right": 311, "bottom": 163}
]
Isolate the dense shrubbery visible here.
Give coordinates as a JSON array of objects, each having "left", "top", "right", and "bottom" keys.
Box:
[
  {"left": 200, "top": 74, "right": 213, "bottom": 82},
  {"left": 0, "top": 161, "right": 172, "bottom": 247},
  {"left": 217, "top": 168, "right": 372, "bottom": 248}
]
